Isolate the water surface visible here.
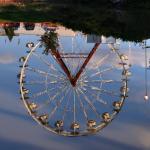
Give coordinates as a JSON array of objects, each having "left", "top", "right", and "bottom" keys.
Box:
[{"left": 0, "top": 8, "right": 150, "bottom": 150}]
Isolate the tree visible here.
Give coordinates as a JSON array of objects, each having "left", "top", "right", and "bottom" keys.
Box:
[{"left": 40, "top": 31, "right": 59, "bottom": 55}]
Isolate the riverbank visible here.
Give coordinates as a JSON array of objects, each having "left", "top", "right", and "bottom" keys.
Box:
[{"left": 0, "top": 2, "right": 150, "bottom": 41}]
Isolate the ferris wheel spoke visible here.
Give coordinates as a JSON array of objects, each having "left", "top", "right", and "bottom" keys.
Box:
[
  {"left": 46, "top": 75, "right": 67, "bottom": 85},
  {"left": 48, "top": 86, "right": 70, "bottom": 119},
  {"left": 78, "top": 72, "right": 87, "bottom": 81},
  {"left": 26, "top": 67, "right": 65, "bottom": 80},
  {"left": 31, "top": 83, "right": 64, "bottom": 99},
  {"left": 73, "top": 90, "right": 76, "bottom": 124},
  {"left": 71, "top": 38, "right": 76, "bottom": 74},
  {"left": 83, "top": 79, "right": 119, "bottom": 84},
  {"left": 83, "top": 84, "right": 119, "bottom": 96},
  {"left": 32, "top": 52, "right": 65, "bottom": 76},
  {"left": 75, "top": 88, "right": 88, "bottom": 121},
  {"left": 91, "top": 94, "right": 107, "bottom": 106},
  {"left": 94, "top": 53, "right": 111, "bottom": 68},
  {"left": 37, "top": 84, "right": 68, "bottom": 111},
  {"left": 73, "top": 53, "right": 82, "bottom": 75},
  {"left": 47, "top": 79, "right": 67, "bottom": 85},
  {"left": 25, "top": 80, "right": 45, "bottom": 85},
  {"left": 79, "top": 67, "right": 109, "bottom": 106},
  {"left": 93, "top": 97, "right": 108, "bottom": 106},
  {"left": 77, "top": 87, "right": 100, "bottom": 118},
  {"left": 26, "top": 66, "right": 47, "bottom": 76},
  {"left": 98, "top": 89, "right": 118, "bottom": 96},
  {"left": 91, "top": 66, "right": 114, "bottom": 77},
  {"left": 47, "top": 83, "right": 67, "bottom": 100},
  {"left": 62, "top": 88, "right": 72, "bottom": 122},
  {"left": 34, "top": 76, "right": 63, "bottom": 85},
  {"left": 31, "top": 90, "right": 48, "bottom": 99},
  {"left": 80, "top": 86, "right": 108, "bottom": 106},
  {"left": 73, "top": 39, "right": 87, "bottom": 74},
  {"left": 75, "top": 57, "right": 86, "bottom": 76},
  {"left": 84, "top": 87, "right": 113, "bottom": 110}
]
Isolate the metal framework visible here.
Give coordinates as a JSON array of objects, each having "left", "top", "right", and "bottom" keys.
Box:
[{"left": 19, "top": 33, "right": 130, "bottom": 136}]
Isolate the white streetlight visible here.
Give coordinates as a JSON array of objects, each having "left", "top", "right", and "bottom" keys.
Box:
[{"left": 144, "top": 40, "right": 149, "bottom": 101}]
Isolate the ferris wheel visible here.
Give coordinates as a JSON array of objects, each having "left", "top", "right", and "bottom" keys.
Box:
[{"left": 19, "top": 32, "right": 130, "bottom": 136}]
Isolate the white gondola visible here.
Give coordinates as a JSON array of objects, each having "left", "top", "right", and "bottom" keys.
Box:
[
  {"left": 120, "top": 86, "right": 129, "bottom": 93},
  {"left": 38, "top": 114, "right": 48, "bottom": 124},
  {"left": 122, "top": 70, "right": 132, "bottom": 76},
  {"left": 26, "top": 42, "right": 35, "bottom": 49},
  {"left": 29, "top": 102, "right": 38, "bottom": 111},
  {"left": 70, "top": 122, "right": 80, "bottom": 130},
  {"left": 55, "top": 120, "right": 64, "bottom": 128},
  {"left": 120, "top": 54, "right": 128, "bottom": 61},
  {"left": 113, "top": 101, "right": 122, "bottom": 111},
  {"left": 22, "top": 88, "right": 29, "bottom": 94},
  {"left": 102, "top": 112, "right": 111, "bottom": 122},
  {"left": 87, "top": 120, "right": 96, "bottom": 128},
  {"left": 19, "top": 56, "right": 26, "bottom": 62}
]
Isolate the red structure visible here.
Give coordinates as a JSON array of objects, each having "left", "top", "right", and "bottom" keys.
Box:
[{"left": 51, "top": 43, "right": 101, "bottom": 87}]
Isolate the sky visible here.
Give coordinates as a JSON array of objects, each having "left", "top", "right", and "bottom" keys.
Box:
[{"left": 0, "top": 32, "right": 150, "bottom": 150}]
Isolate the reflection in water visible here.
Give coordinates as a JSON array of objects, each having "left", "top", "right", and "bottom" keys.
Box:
[
  {"left": 18, "top": 25, "right": 131, "bottom": 136},
  {"left": 0, "top": 20, "right": 150, "bottom": 149},
  {"left": 0, "top": 22, "right": 78, "bottom": 42}
]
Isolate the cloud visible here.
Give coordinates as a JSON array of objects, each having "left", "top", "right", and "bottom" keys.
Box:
[
  {"left": 0, "top": 53, "right": 16, "bottom": 64},
  {"left": 102, "top": 122, "right": 150, "bottom": 150},
  {"left": 129, "top": 50, "right": 145, "bottom": 68},
  {"left": 0, "top": 90, "right": 78, "bottom": 150}
]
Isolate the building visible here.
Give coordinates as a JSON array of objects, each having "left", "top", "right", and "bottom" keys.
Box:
[
  {"left": 0, "top": 0, "right": 29, "bottom": 2},
  {"left": 0, "top": 22, "right": 77, "bottom": 37}
]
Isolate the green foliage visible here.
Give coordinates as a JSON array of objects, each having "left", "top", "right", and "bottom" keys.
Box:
[
  {"left": 4, "top": 27, "right": 15, "bottom": 41},
  {"left": 40, "top": 31, "right": 59, "bottom": 55},
  {"left": 0, "top": 1, "right": 150, "bottom": 41}
]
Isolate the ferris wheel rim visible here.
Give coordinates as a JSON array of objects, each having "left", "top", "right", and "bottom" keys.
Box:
[{"left": 19, "top": 38, "right": 129, "bottom": 137}]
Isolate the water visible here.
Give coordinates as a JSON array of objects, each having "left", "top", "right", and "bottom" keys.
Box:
[{"left": 0, "top": 5, "right": 150, "bottom": 150}]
